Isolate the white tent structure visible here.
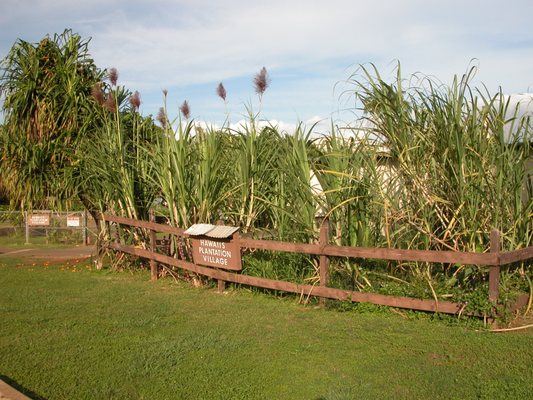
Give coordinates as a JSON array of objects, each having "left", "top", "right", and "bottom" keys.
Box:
[
  {"left": 502, "top": 94, "right": 533, "bottom": 196},
  {"left": 500, "top": 93, "right": 533, "bottom": 143}
]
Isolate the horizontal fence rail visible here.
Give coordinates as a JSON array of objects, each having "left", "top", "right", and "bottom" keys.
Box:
[
  {"left": 239, "top": 239, "right": 498, "bottom": 265},
  {"left": 109, "top": 242, "right": 465, "bottom": 315},
  {"left": 499, "top": 247, "right": 533, "bottom": 265},
  {"left": 97, "top": 214, "right": 533, "bottom": 316},
  {"left": 100, "top": 214, "right": 185, "bottom": 237},
  {"left": 101, "top": 214, "right": 526, "bottom": 267}
]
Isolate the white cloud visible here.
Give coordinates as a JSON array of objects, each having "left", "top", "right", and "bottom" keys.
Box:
[
  {"left": 1, "top": 0, "right": 533, "bottom": 126},
  {"left": 91, "top": 1, "right": 532, "bottom": 92},
  {"left": 181, "top": 116, "right": 328, "bottom": 136}
]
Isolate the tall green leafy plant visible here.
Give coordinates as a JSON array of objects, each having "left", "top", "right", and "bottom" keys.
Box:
[
  {"left": 0, "top": 29, "right": 103, "bottom": 210},
  {"left": 147, "top": 101, "right": 194, "bottom": 228},
  {"left": 314, "top": 128, "right": 382, "bottom": 248},
  {"left": 349, "top": 63, "right": 532, "bottom": 253},
  {"left": 79, "top": 71, "right": 157, "bottom": 225}
]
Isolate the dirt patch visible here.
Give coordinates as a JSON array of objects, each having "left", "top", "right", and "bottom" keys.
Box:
[
  {"left": 0, "top": 379, "right": 32, "bottom": 400},
  {"left": 0, "top": 245, "right": 96, "bottom": 262},
  {"left": 504, "top": 311, "right": 533, "bottom": 332}
]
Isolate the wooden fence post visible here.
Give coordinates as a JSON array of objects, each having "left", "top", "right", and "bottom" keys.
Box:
[
  {"left": 25, "top": 211, "right": 30, "bottom": 245},
  {"left": 319, "top": 217, "right": 330, "bottom": 306},
  {"left": 82, "top": 210, "right": 88, "bottom": 246},
  {"left": 95, "top": 214, "right": 105, "bottom": 270},
  {"left": 149, "top": 210, "right": 158, "bottom": 281},
  {"left": 489, "top": 229, "right": 501, "bottom": 302}
]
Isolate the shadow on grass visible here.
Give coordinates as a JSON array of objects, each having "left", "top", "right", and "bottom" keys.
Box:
[{"left": 0, "top": 374, "right": 48, "bottom": 400}]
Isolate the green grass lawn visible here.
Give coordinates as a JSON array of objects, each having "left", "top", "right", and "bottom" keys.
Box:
[{"left": 0, "top": 257, "right": 532, "bottom": 400}]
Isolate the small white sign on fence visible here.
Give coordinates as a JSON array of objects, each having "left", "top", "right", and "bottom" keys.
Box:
[{"left": 67, "top": 215, "right": 80, "bottom": 227}]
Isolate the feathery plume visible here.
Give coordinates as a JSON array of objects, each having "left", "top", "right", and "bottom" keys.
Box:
[
  {"left": 91, "top": 83, "right": 105, "bottom": 105},
  {"left": 129, "top": 90, "right": 141, "bottom": 111},
  {"left": 104, "top": 93, "right": 116, "bottom": 113},
  {"left": 108, "top": 67, "right": 118, "bottom": 86},
  {"left": 216, "top": 82, "right": 227, "bottom": 101},
  {"left": 254, "top": 67, "right": 270, "bottom": 97},
  {"left": 157, "top": 107, "right": 167, "bottom": 128},
  {"left": 180, "top": 100, "right": 191, "bottom": 120}
]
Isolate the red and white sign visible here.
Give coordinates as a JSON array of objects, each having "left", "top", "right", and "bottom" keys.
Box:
[{"left": 67, "top": 215, "right": 80, "bottom": 227}]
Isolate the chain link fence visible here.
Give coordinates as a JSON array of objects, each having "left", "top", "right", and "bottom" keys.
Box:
[{"left": 0, "top": 210, "right": 98, "bottom": 245}]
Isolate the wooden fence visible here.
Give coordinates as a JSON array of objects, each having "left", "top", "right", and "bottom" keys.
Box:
[{"left": 97, "top": 214, "right": 532, "bottom": 316}]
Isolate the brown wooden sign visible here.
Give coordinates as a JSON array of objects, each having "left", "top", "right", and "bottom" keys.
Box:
[
  {"left": 191, "top": 235, "right": 241, "bottom": 271},
  {"left": 28, "top": 214, "right": 50, "bottom": 226}
]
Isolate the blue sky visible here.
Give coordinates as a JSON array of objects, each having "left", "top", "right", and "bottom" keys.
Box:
[{"left": 1, "top": 0, "right": 533, "bottom": 133}]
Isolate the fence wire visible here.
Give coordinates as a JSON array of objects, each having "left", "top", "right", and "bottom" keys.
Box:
[{"left": 0, "top": 210, "right": 97, "bottom": 245}]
